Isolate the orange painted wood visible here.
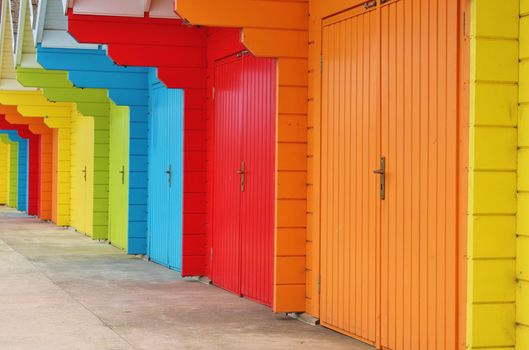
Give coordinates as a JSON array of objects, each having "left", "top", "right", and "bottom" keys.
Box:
[
  {"left": 0, "top": 108, "right": 53, "bottom": 221},
  {"left": 320, "top": 6, "right": 379, "bottom": 344},
  {"left": 175, "top": 0, "right": 309, "bottom": 313},
  {"left": 319, "top": 1, "right": 466, "bottom": 349}
]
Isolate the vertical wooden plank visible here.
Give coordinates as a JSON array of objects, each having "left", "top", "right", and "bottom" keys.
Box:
[{"left": 320, "top": 6, "right": 378, "bottom": 345}]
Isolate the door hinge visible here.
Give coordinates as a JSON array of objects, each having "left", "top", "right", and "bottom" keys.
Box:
[
  {"left": 364, "top": 0, "right": 377, "bottom": 9},
  {"left": 210, "top": 248, "right": 213, "bottom": 261},
  {"left": 317, "top": 273, "right": 321, "bottom": 294},
  {"left": 320, "top": 54, "right": 323, "bottom": 73},
  {"left": 236, "top": 50, "right": 249, "bottom": 58},
  {"left": 212, "top": 87, "right": 215, "bottom": 100}
]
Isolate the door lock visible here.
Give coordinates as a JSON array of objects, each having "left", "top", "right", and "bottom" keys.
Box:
[
  {"left": 236, "top": 160, "right": 246, "bottom": 192},
  {"left": 82, "top": 166, "right": 87, "bottom": 182},
  {"left": 165, "top": 164, "right": 173, "bottom": 188},
  {"left": 373, "top": 157, "right": 386, "bottom": 200},
  {"left": 119, "top": 165, "right": 125, "bottom": 185}
]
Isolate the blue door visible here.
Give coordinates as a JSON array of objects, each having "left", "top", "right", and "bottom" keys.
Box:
[
  {"left": 17, "top": 138, "right": 28, "bottom": 212},
  {"left": 148, "top": 71, "right": 184, "bottom": 272}
]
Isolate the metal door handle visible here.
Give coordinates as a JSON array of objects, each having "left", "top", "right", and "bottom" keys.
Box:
[
  {"left": 82, "top": 166, "right": 87, "bottom": 182},
  {"left": 373, "top": 157, "right": 386, "bottom": 200},
  {"left": 119, "top": 165, "right": 125, "bottom": 185},
  {"left": 165, "top": 164, "right": 172, "bottom": 188},
  {"left": 236, "top": 160, "right": 245, "bottom": 192}
]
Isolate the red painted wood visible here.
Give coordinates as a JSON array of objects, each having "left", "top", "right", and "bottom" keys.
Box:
[
  {"left": 67, "top": 11, "right": 252, "bottom": 282},
  {"left": 212, "top": 55, "right": 244, "bottom": 295},
  {"left": 0, "top": 116, "right": 40, "bottom": 216},
  {"left": 239, "top": 55, "right": 275, "bottom": 306},
  {"left": 211, "top": 53, "right": 275, "bottom": 306},
  {"left": 68, "top": 11, "right": 209, "bottom": 276}
]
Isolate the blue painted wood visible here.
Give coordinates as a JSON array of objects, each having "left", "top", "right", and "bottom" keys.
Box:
[
  {"left": 0, "top": 131, "right": 28, "bottom": 212},
  {"left": 37, "top": 44, "right": 149, "bottom": 254},
  {"left": 148, "top": 70, "right": 184, "bottom": 272}
]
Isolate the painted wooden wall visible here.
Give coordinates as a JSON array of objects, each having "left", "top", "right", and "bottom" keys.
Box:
[
  {"left": 0, "top": 141, "right": 9, "bottom": 204},
  {"left": 108, "top": 103, "right": 129, "bottom": 251},
  {"left": 36, "top": 44, "right": 150, "bottom": 254},
  {"left": 1, "top": 131, "right": 29, "bottom": 212},
  {"left": 67, "top": 12, "right": 209, "bottom": 275},
  {"left": 518, "top": 1, "right": 529, "bottom": 348},
  {"left": 16, "top": 67, "right": 111, "bottom": 239},
  {"left": 175, "top": 0, "right": 309, "bottom": 313},
  {"left": 70, "top": 109, "right": 94, "bottom": 236},
  {"left": 2, "top": 134, "right": 18, "bottom": 208},
  {"left": 468, "top": 1, "right": 519, "bottom": 349}
]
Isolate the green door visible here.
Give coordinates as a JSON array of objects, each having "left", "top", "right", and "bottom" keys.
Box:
[
  {"left": 8, "top": 140, "right": 18, "bottom": 209},
  {"left": 109, "top": 104, "right": 130, "bottom": 251}
]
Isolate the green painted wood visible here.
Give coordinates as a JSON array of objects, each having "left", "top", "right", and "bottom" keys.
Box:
[
  {"left": 0, "top": 135, "right": 17, "bottom": 208},
  {"left": 109, "top": 104, "right": 130, "bottom": 251},
  {"left": 16, "top": 67, "right": 111, "bottom": 240}
]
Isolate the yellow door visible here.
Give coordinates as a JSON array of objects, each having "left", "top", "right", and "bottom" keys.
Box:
[
  {"left": 70, "top": 111, "right": 94, "bottom": 236},
  {"left": 0, "top": 141, "right": 9, "bottom": 204}
]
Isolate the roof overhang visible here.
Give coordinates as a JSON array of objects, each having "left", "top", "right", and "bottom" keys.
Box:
[{"left": 66, "top": 0, "right": 178, "bottom": 18}]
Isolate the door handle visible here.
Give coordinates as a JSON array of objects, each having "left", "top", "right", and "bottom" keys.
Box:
[
  {"left": 82, "top": 166, "right": 87, "bottom": 182},
  {"left": 373, "top": 157, "right": 386, "bottom": 200},
  {"left": 119, "top": 165, "right": 125, "bottom": 185},
  {"left": 165, "top": 164, "right": 172, "bottom": 188},
  {"left": 236, "top": 160, "right": 245, "bottom": 192}
]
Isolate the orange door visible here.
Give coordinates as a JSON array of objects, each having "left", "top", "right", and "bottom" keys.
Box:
[
  {"left": 320, "top": 1, "right": 462, "bottom": 349},
  {"left": 320, "top": 4, "right": 379, "bottom": 345}
]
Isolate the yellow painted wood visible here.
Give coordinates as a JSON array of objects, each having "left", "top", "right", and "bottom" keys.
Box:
[
  {"left": 519, "top": 3, "right": 529, "bottom": 349},
  {"left": 55, "top": 128, "right": 71, "bottom": 226},
  {"left": 472, "top": 0, "right": 519, "bottom": 39},
  {"left": 517, "top": 281, "right": 529, "bottom": 330},
  {"left": 7, "top": 139, "right": 17, "bottom": 208},
  {"left": 473, "top": 260, "right": 516, "bottom": 302},
  {"left": 0, "top": 90, "right": 74, "bottom": 226},
  {"left": 473, "top": 39, "right": 518, "bottom": 82},
  {"left": 472, "top": 304, "right": 516, "bottom": 347},
  {"left": 518, "top": 195, "right": 529, "bottom": 237},
  {"left": 521, "top": 61, "right": 529, "bottom": 103},
  {"left": 519, "top": 105, "right": 529, "bottom": 146},
  {"left": 473, "top": 128, "right": 517, "bottom": 170},
  {"left": 473, "top": 83, "right": 518, "bottom": 126},
  {"left": 521, "top": 17, "right": 529, "bottom": 59},
  {"left": 469, "top": 1, "right": 519, "bottom": 348},
  {"left": 523, "top": 0, "right": 529, "bottom": 16},
  {"left": 70, "top": 111, "right": 94, "bottom": 237},
  {"left": 472, "top": 216, "right": 516, "bottom": 258},
  {"left": 0, "top": 141, "right": 9, "bottom": 204},
  {"left": 517, "top": 325, "right": 529, "bottom": 350},
  {"left": 471, "top": 172, "right": 517, "bottom": 214},
  {"left": 518, "top": 238, "right": 529, "bottom": 281}
]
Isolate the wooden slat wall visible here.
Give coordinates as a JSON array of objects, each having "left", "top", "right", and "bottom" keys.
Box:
[
  {"left": 468, "top": 1, "right": 519, "bottom": 349},
  {"left": 175, "top": 0, "right": 309, "bottom": 312},
  {"left": 518, "top": 0, "right": 529, "bottom": 348}
]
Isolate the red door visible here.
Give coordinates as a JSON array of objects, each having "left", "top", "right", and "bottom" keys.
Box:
[{"left": 212, "top": 53, "right": 276, "bottom": 306}]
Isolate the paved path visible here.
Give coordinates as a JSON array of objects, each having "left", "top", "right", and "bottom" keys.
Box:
[{"left": 0, "top": 207, "right": 371, "bottom": 350}]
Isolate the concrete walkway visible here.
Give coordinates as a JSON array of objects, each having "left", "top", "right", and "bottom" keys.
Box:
[{"left": 0, "top": 207, "right": 370, "bottom": 350}]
